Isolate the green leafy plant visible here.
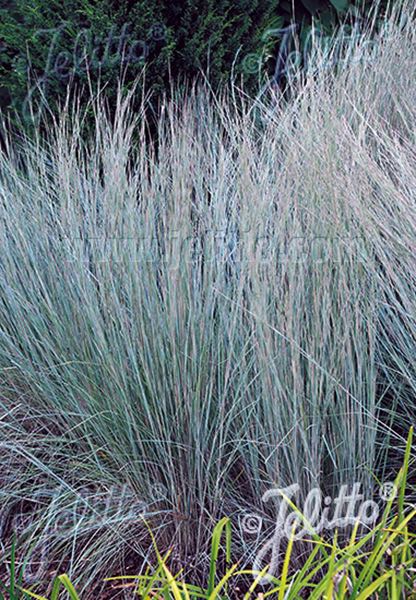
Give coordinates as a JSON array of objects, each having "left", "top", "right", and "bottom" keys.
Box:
[
  {"left": 0, "top": 538, "right": 27, "bottom": 600},
  {"left": 107, "top": 431, "right": 416, "bottom": 599}
]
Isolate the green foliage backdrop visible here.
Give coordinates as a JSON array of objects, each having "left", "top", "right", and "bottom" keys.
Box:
[{"left": 0, "top": 0, "right": 389, "bottom": 123}]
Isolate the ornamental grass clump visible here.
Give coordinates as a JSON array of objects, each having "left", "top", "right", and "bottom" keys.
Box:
[{"left": 0, "top": 1, "right": 415, "bottom": 593}]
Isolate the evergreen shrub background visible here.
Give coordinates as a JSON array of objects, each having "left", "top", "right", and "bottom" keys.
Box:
[{"left": 0, "top": 0, "right": 388, "bottom": 124}]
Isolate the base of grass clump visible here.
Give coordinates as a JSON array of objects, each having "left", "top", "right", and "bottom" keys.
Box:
[{"left": 2, "top": 432, "right": 414, "bottom": 599}]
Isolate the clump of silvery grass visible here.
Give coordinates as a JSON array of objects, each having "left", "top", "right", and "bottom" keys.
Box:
[{"left": 0, "top": 1, "right": 415, "bottom": 593}]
